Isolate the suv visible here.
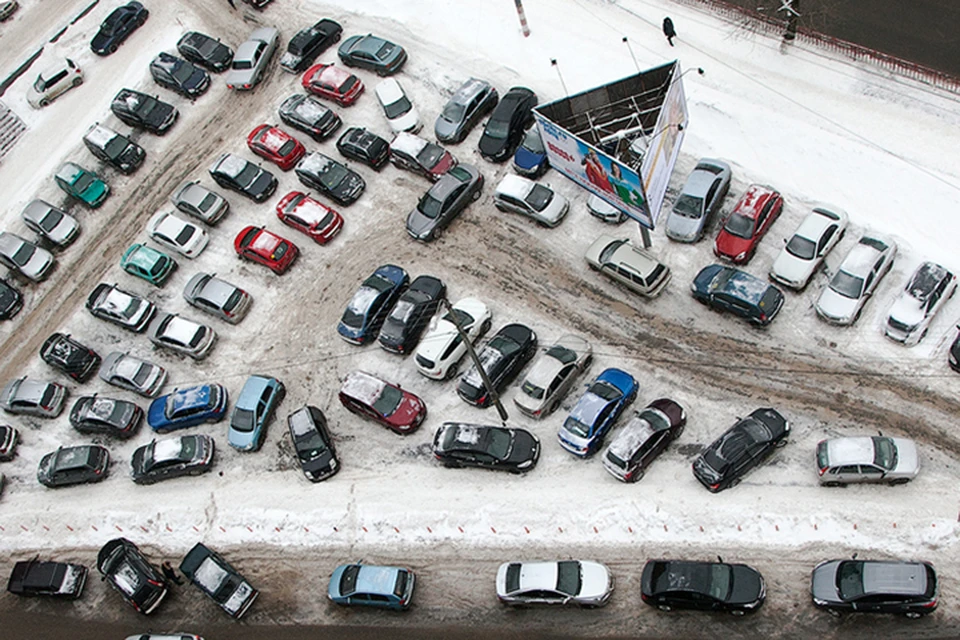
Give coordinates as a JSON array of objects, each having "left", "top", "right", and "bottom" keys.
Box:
[
  {"left": 691, "top": 264, "right": 784, "bottom": 326},
  {"left": 884, "top": 261, "right": 956, "bottom": 346},
  {"left": 110, "top": 88, "right": 178, "bottom": 134},
  {"left": 97, "top": 538, "right": 168, "bottom": 615},
  {"left": 336, "top": 127, "right": 390, "bottom": 170},
  {"left": 180, "top": 543, "right": 258, "bottom": 619},
  {"left": 40, "top": 333, "right": 101, "bottom": 382},
  {"left": 7, "top": 560, "right": 88, "bottom": 598},
  {"left": 816, "top": 436, "right": 920, "bottom": 486},
  {"left": 584, "top": 234, "right": 671, "bottom": 298},
  {"left": 435, "top": 77, "right": 499, "bottom": 143},
  {"left": 83, "top": 124, "right": 145, "bottom": 174},
  {"left": 227, "top": 375, "right": 285, "bottom": 451}
]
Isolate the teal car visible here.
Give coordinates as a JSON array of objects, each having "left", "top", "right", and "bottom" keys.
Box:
[
  {"left": 227, "top": 375, "right": 285, "bottom": 451},
  {"left": 55, "top": 162, "right": 109, "bottom": 208},
  {"left": 328, "top": 563, "right": 415, "bottom": 610},
  {"left": 120, "top": 243, "right": 177, "bottom": 286}
]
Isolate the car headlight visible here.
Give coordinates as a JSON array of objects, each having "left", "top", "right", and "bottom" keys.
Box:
[
  {"left": 735, "top": 251, "right": 747, "bottom": 261},
  {"left": 328, "top": 458, "right": 338, "bottom": 470},
  {"left": 517, "top": 460, "right": 532, "bottom": 469},
  {"left": 690, "top": 283, "right": 697, "bottom": 293}
]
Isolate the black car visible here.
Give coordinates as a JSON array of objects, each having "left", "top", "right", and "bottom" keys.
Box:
[
  {"left": 295, "top": 151, "right": 366, "bottom": 206},
  {"left": 433, "top": 422, "right": 540, "bottom": 473},
  {"left": 278, "top": 94, "right": 342, "bottom": 141},
  {"left": 90, "top": 1, "right": 148, "bottom": 56},
  {"left": 149, "top": 52, "right": 211, "bottom": 98},
  {"left": 950, "top": 330, "right": 960, "bottom": 373},
  {"left": 0, "top": 424, "right": 18, "bottom": 461},
  {"left": 37, "top": 444, "right": 110, "bottom": 488},
  {"left": 691, "top": 264, "right": 784, "bottom": 326},
  {"left": 180, "top": 543, "right": 259, "bottom": 619},
  {"left": 83, "top": 123, "right": 145, "bottom": 174},
  {"left": 0, "top": 278, "right": 22, "bottom": 320},
  {"left": 40, "top": 332, "right": 101, "bottom": 382},
  {"left": 692, "top": 408, "right": 790, "bottom": 492},
  {"left": 209, "top": 153, "right": 278, "bottom": 202},
  {"left": 457, "top": 323, "right": 538, "bottom": 408},
  {"left": 478, "top": 86, "right": 537, "bottom": 162},
  {"left": 7, "top": 560, "right": 88, "bottom": 598},
  {"left": 337, "top": 33, "right": 407, "bottom": 76},
  {"left": 601, "top": 398, "right": 686, "bottom": 482},
  {"left": 641, "top": 560, "right": 766, "bottom": 615},
  {"left": 280, "top": 18, "right": 342, "bottom": 73},
  {"left": 336, "top": 127, "right": 390, "bottom": 170},
  {"left": 287, "top": 405, "right": 339, "bottom": 482},
  {"left": 131, "top": 434, "right": 215, "bottom": 484},
  {"left": 70, "top": 396, "right": 143, "bottom": 438},
  {"left": 177, "top": 31, "right": 234, "bottom": 73},
  {"left": 97, "top": 537, "right": 168, "bottom": 615},
  {"left": 811, "top": 559, "right": 938, "bottom": 618},
  {"left": 110, "top": 88, "right": 179, "bottom": 134},
  {"left": 378, "top": 275, "right": 446, "bottom": 354}
]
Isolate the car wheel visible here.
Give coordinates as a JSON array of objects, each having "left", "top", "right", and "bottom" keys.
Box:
[
  {"left": 658, "top": 605, "right": 672, "bottom": 612},
  {"left": 728, "top": 477, "right": 741, "bottom": 489},
  {"left": 444, "top": 366, "right": 459, "bottom": 381},
  {"left": 823, "top": 481, "right": 843, "bottom": 488},
  {"left": 827, "top": 609, "right": 842, "bottom": 618},
  {"left": 156, "top": 427, "right": 169, "bottom": 435},
  {"left": 888, "top": 478, "right": 910, "bottom": 486},
  {"left": 904, "top": 611, "right": 923, "bottom": 619},
  {"left": 109, "top": 44, "right": 118, "bottom": 54},
  {"left": 72, "top": 77, "right": 83, "bottom": 87},
  {"left": 730, "top": 609, "right": 746, "bottom": 616},
  {"left": 672, "top": 424, "right": 684, "bottom": 440},
  {"left": 480, "top": 318, "right": 492, "bottom": 335},
  {"left": 629, "top": 469, "right": 644, "bottom": 483},
  {"left": 471, "top": 188, "right": 481, "bottom": 201},
  {"left": 38, "top": 99, "right": 49, "bottom": 108},
  {"left": 432, "top": 226, "right": 443, "bottom": 241}
]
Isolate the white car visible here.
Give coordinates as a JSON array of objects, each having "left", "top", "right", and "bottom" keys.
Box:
[
  {"left": 815, "top": 232, "right": 897, "bottom": 325},
  {"left": 148, "top": 313, "right": 217, "bottom": 360},
  {"left": 21, "top": 200, "right": 80, "bottom": 247},
  {"left": 414, "top": 297, "right": 491, "bottom": 380},
  {"left": 493, "top": 174, "right": 569, "bottom": 227},
  {"left": 375, "top": 78, "right": 421, "bottom": 134},
  {"left": 27, "top": 58, "right": 83, "bottom": 108},
  {"left": 496, "top": 560, "right": 614, "bottom": 607},
  {"left": 884, "top": 261, "right": 956, "bottom": 346},
  {"left": 769, "top": 205, "right": 848, "bottom": 290},
  {"left": 514, "top": 334, "right": 592, "bottom": 419},
  {"left": 146, "top": 211, "right": 209, "bottom": 258},
  {"left": 225, "top": 26, "right": 279, "bottom": 91},
  {"left": 0, "top": 232, "right": 55, "bottom": 281}
]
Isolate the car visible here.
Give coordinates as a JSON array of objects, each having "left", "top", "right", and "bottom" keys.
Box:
[
  {"left": 301, "top": 63, "right": 364, "bottom": 107},
  {"left": 40, "top": 332, "right": 100, "bottom": 382},
  {"left": 124, "top": 635, "right": 203, "bottom": 640},
  {"left": 378, "top": 275, "right": 446, "bottom": 354},
  {"left": 70, "top": 395, "right": 143, "bottom": 438},
  {"left": 338, "top": 370, "right": 426, "bottom": 434},
  {"left": 769, "top": 205, "right": 849, "bottom": 290},
  {"left": 884, "top": 261, "right": 956, "bottom": 345},
  {"left": 287, "top": 405, "right": 339, "bottom": 482},
  {"left": 240, "top": 0, "right": 272, "bottom": 10},
  {"left": 233, "top": 226, "right": 299, "bottom": 275},
  {"left": 170, "top": 181, "right": 229, "bottom": 225},
  {"left": 337, "top": 264, "right": 409, "bottom": 345},
  {"left": 97, "top": 538, "right": 168, "bottom": 614},
  {"left": 228, "top": 375, "right": 285, "bottom": 451},
  {"left": 149, "top": 52, "right": 210, "bottom": 99},
  {"left": 496, "top": 560, "right": 614, "bottom": 608},
  {"left": 180, "top": 543, "right": 258, "bottom": 619},
  {"left": 641, "top": 559, "right": 765, "bottom": 614},
  {"left": 177, "top": 31, "right": 234, "bottom": 73},
  {"left": 148, "top": 313, "right": 217, "bottom": 360},
  {"left": 99, "top": 351, "right": 167, "bottom": 398},
  {"left": 208, "top": 153, "right": 277, "bottom": 203},
  {"left": 602, "top": 398, "right": 687, "bottom": 482},
  {"left": 375, "top": 78, "right": 421, "bottom": 134},
  {"left": 146, "top": 212, "right": 209, "bottom": 258},
  {"left": 27, "top": 57, "right": 83, "bottom": 108},
  {"left": 514, "top": 334, "right": 592, "bottom": 419},
  {"left": 0, "top": 232, "right": 54, "bottom": 281},
  {"left": 90, "top": 1, "right": 148, "bottom": 55},
  {"left": 278, "top": 94, "right": 343, "bottom": 141},
  {"left": 405, "top": 164, "right": 483, "bottom": 242},
  {"left": 280, "top": 18, "right": 342, "bottom": 73},
  {"left": 54, "top": 162, "right": 109, "bottom": 208},
  {"left": 225, "top": 26, "right": 279, "bottom": 90},
  {"left": 557, "top": 368, "right": 638, "bottom": 457},
  {"left": 83, "top": 123, "right": 145, "bottom": 174},
  {"left": 435, "top": 77, "right": 499, "bottom": 144},
  {"left": 21, "top": 200, "right": 79, "bottom": 247},
  {"left": 586, "top": 194, "right": 627, "bottom": 224},
  {"left": 815, "top": 232, "right": 897, "bottom": 325},
  {"left": 478, "top": 86, "right": 537, "bottom": 162},
  {"left": 389, "top": 132, "right": 457, "bottom": 181},
  {"left": 810, "top": 559, "right": 938, "bottom": 618},
  {"left": 295, "top": 151, "right": 366, "bottom": 206},
  {"left": 37, "top": 444, "right": 109, "bottom": 488},
  {"left": 335, "top": 127, "right": 390, "bottom": 170},
  {"left": 120, "top": 244, "right": 177, "bottom": 286},
  {"left": 583, "top": 234, "right": 671, "bottom": 298},
  {"left": 1, "top": 377, "right": 66, "bottom": 418},
  {"left": 0, "top": 424, "right": 19, "bottom": 460},
  {"left": 692, "top": 408, "right": 790, "bottom": 492},
  {"left": 0, "top": 279, "right": 22, "bottom": 320},
  {"left": 275, "top": 191, "right": 343, "bottom": 244},
  {"left": 512, "top": 126, "right": 548, "bottom": 178},
  {"left": 86, "top": 283, "right": 156, "bottom": 332},
  {"left": 183, "top": 273, "right": 252, "bottom": 324},
  {"left": 7, "top": 560, "right": 87, "bottom": 598},
  {"left": 816, "top": 435, "right": 920, "bottom": 486},
  {"left": 433, "top": 422, "right": 540, "bottom": 473},
  {"left": 664, "top": 159, "right": 732, "bottom": 242},
  {"left": 0, "top": 1, "right": 18, "bottom": 22},
  {"left": 110, "top": 89, "right": 178, "bottom": 134},
  {"left": 328, "top": 563, "right": 415, "bottom": 610},
  {"left": 713, "top": 184, "right": 784, "bottom": 264},
  {"left": 132, "top": 434, "right": 215, "bottom": 485},
  {"left": 457, "top": 323, "right": 538, "bottom": 408},
  {"left": 690, "top": 264, "right": 785, "bottom": 326},
  {"left": 147, "top": 384, "right": 227, "bottom": 433},
  {"left": 246, "top": 124, "right": 306, "bottom": 171},
  {"left": 414, "top": 297, "right": 492, "bottom": 380},
  {"left": 950, "top": 330, "right": 960, "bottom": 373},
  {"left": 493, "top": 174, "right": 569, "bottom": 227},
  {"left": 337, "top": 33, "right": 407, "bottom": 76}
]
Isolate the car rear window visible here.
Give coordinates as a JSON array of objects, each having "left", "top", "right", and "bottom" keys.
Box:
[
  {"left": 339, "top": 565, "right": 360, "bottom": 596},
  {"left": 505, "top": 563, "right": 521, "bottom": 594},
  {"left": 393, "top": 570, "right": 408, "bottom": 598}
]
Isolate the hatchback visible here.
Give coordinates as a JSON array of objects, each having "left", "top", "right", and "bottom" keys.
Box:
[
  {"left": 496, "top": 560, "right": 613, "bottom": 608},
  {"left": 278, "top": 93, "right": 343, "bottom": 141},
  {"left": 99, "top": 352, "right": 168, "bottom": 398},
  {"left": 301, "top": 63, "right": 364, "bottom": 106},
  {"left": 27, "top": 58, "right": 83, "bottom": 108},
  {"left": 375, "top": 78, "right": 421, "bottom": 134},
  {"left": 884, "top": 261, "right": 956, "bottom": 345},
  {"left": 280, "top": 18, "right": 342, "bottom": 73},
  {"left": 690, "top": 264, "right": 784, "bottom": 326},
  {"left": 177, "top": 31, "right": 233, "bottom": 72},
  {"left": 40, "top": 332, "right": 100, "bottom": 382},
  {"left": 692, "top": 408, "right": 790, "bottom": 492},
  {"left": 228, "top": 375, "right": 285, "bottom": 451},
  {"left": 146, "top": 212, "right": 209, "bottom": 258},
  {"left": 328, "top": 563, "right": 415, "bottom": 610},
  {"left": 378, "top": 275, "right": 446, "bottom": 354},
  {"left": 148, "top": 313, "right": 217, "bottom": 360},
  {"left": 457, "top": 323, "right": 538, "bottom": 408},
  {"left": 183, "top": 272, "right": 252, "bottom": 324},
  {"left": 336, "top": 127, "right": 390, "bottom": 170},
  {"left": 170, "top": 181, "right": 229, "bottom": 225},
  {"left": 338, "top": 33, "right": 407, "bottom": 75},
  {"left": 70, "top": 395, "right": 143, "bottom": 438},
  {"left": 478, "top": 86, "right": 537, "bottom": 162},
  {"left": 494, "top": 174, "right": 569, "bottom": 227},
  {"left": 22, "top": 200, "right": 79, "bottom": 247},
  {"left": 664, "top": 159, "right": 732, "bottom": 243},
  {"left": 275, "top": 191, "right": 343, "bottom": 244},
  {"left": 209, "top": 153, "right": 278, "bottom": 202},
  {"left": 131, "top": 434, "right": 215, "bottom": 485},
  {"left": 584, "top": 235, "right": 671, "bottom": 298},
  {"left": 0, "top": 377, "right": 66, "bottom": 417},
  {"left": 389, "top": 131, "right": 457, "bottom": 181},
  {"left": 811, "top": 559, "right": 938, "bottom": 618},
  {"left": 602, "top": 398, "right": 686, "bottom": 482},
  {"left": 512, "top": 126, "right": 548, "bottom": 178},
  {"left": 337, "top": 264, "right": 409, "bottom": 345},
  {"left": 587, "top": 195, "right": 627, "bottom": 224},
  {"left": 83, "top": 123, "right": 145, "bottom": 174},
  {"left": 433, "top": 422, "right": 540, "bottom": 473},
  {"left": 296, "top": 151, "right": 366, "bottom": 205},
  {"left": 338, "top": 370, "right": 426, "bottom": 434},
  {"left": 287, "top": 405, "right": 339, "bottom": 482},
  {"left": 514, "top": 334, "right": 592, "bottom": 419},
  {"left": 816, "top": 233, "right": 897, "bottom": 325},
  {"left": 406, "top": 164, "right": 483, "bottom": 242},
  {"left": 149, "top": 52, "right": 210, "bottom": 98},
  {"left": 97, "top": 537, "right": 168, "bottom": 615},
  {"left": 558, "top": 368, "right": 637, "bottom": 457},
  {"left": 180, "top": 543, "right": 258, "bottom": 619},
  {"left": 148, "top": 384, "right": 227, "bottom": 433},
  {"left": 234, "top": 226, "right": 300, "bottom": 275},
  {"left": 247, "top": 124, "right": 306, "bottom": 171},
  {"left": 7, "top": 560, "right": 87, "bottom": 598},
  {"left": 435, "top": 77, "right": 498, "bottom": 144},
  {"left": 816, "top": 436, "right": 919, "bottom": 486},
  {"left": 38, "top": 444, "right": 109, "bottom": 488},
  {"left": 641, "top": 559, "right": 765, "bottom": 614},
  {"left": 414, "top": 297, "right": 492, "bottom": 380},
  {"left": 54, "top": 162, "right": 109, "bottom": 208},
  {"left": 120, "top": 244, "right": 177, "bottom": 286},
  {"left": 111, "top": 88, "right": 178, "bottom": 134},
  {"left": 86, "top": 283, "right": 156, "bottom": 332},
  {"left": 0, "top": 232, "right": 54, "bottom": 281},
  {"left": 769, "top": 205, "right": 848, "bottom": 290},
  {"left": 713, "top": 184, "right": 783, "bottom": 264}
]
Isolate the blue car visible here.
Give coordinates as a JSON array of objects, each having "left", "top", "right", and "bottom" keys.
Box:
[
  {"left": 512, "top": 126, "right": 548, "bottom": 178},
  {"left": 337, "top": 264, "right": 409, "bottom": 345},
  {"left": 227, "top": 375, "right": 285, "bottom": 451},
  {"left": 147, "top": 384, "right": 227, "bottom": 433},
  {"left": 328, "top": 563, "right": 415, "bottom": 610},
  {"left": 557, "top": 368, "right": 637, "bottom": 457}
]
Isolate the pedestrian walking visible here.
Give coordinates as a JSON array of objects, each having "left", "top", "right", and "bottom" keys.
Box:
[
  {"left": 161, "top": 560, "right": 183, "bottom": 585},
  {"left": 662, "top": 17, "right": 676, "bottom": 46}
]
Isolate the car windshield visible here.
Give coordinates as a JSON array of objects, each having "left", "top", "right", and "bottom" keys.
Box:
[
  {"left": 175, "top": 226, "right": 195, "bottom": 245},
  {"left": 135, "top": 97, "right": 158, "bottom": 118},
  {"left": 37, "top": 209, "right": 63, "bottom": 232},
  {"left": 417, "top": 193, "right": 443, "bottom": 219},
  {"left": 525, "top": 185, "right": 554, "bottom": 212},
  {"left": 198, "top": 193, "right": 217, "bottom": 213},
  {"left": 131, "top": 363, "right": 152, "bottom": 385},
  {"left": 233, "top": 58, "right": 252, "bottom": 70},
  {"left": 103, "top": 136, "right": 128, "bottom": 158},
  {"left": 338, "top": 77, "right": 357, "bottom": 94},
  {"left": 484, "top": 119, "right": 509, "bottom": 139},
  {"left": 417, "top": 144, "right": 444, "bottom": 168},
  {"left": 41, "top": 385, "right": 57, "bottom": 408},
  {"left": 786, "top": 234, "right": 817, "bottom": 260},
  {"left": 873, "top": 437, "right": 898, "bottom": 470},
  {"left": 441, "top": 101, "right": 465, "bottom": 123},
  {"left": 171, "top": 63, "right": 195, "bottom": 84},
  {"left": 236, "top": 164, "right": 259, "bottom": 188},
  {"left": 556, "top": 561, "right": 581, "bottom": 597},
  {"left": 277, "top": 140, "right": 297, "bottom": 156},
  {"left": 11, "top": 243, "right": 34, "bottom": 266},
  {"left": 672, "top": 194, "right": 703, "bottom": 218},
  {"left": 73, "top": 173, "right": 94, "bottom": 193},
  {"left": 372, "top": 384, "right": 403, "bottom": 416},
  {"left": 837, "top": 561, "right": 865, "bottom": 599},
  {"left": 487, "top": 428, "right": 512, "bottom": 460},
  {"left": 723, "top": 213, "right": 755, "bottom": 238},
  {"left": 707, "top": 564, "right": 733, "bottom": 601},
  {"left": 33, "top": 75, "right": 49, "bottom": 93},
  {"left": 562, "top": 415, "right": 590, "bottom": 438},
  {"left": 383, "top": 95, "right": 412, "bottom": 119},
  {"left": 829, "top": 269, "right": 864, "bottom": 299},
  {"left": 232, "top": 408, "right": 255, "bottom": 432},
  {"left": 521, "top": 380, "right": 545, "bottom": 400},
  {"left": 588, "top": 380, "right": 622, "bottom": 401},
  {"left": 295, "top": 429, "right": 328, "bottom": 461},
  {"left": 198, "top": 39, "right": 220, "bottom": 57},
  {"left": 319, "top": 163, "right": 348, "bottom": 190},
  {"left": 522, "top": 128, "right": 545, "bottom": 153}
]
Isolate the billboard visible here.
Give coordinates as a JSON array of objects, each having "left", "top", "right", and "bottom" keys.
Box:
[{"left": 641, "top": 65, "right": 688, "bottom": 225}]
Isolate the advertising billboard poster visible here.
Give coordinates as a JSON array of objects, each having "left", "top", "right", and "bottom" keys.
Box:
[{"left": 641, "top": 63, "right": 689, "bottom": 225}]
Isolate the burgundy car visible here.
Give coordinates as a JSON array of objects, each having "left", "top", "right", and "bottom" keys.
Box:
[
  {"left": 302, "top": 63, "right": 364, "bottom": 106},
  {"left": 275, "top": 191, "right": 343, "bottom": 244},
  {"left": 338, "top": 370, "right": 426, "bottom": 435},
  {"left": 234, "top": 226, "right": 299, "bottom": 274},
  {"left": 246, "top": 124, "right": 306, "bottom": 171},
  {"left": 713, "top": 184, "right": 783, "bottom": 264}
]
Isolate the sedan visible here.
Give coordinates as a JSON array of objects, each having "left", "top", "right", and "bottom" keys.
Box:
[
  {"left": 602, "top": 399, "right": 686, "bottom": 482},
  {"left": 496, "top": 560, "right": 613, "bottom": 608},
  {"left": 148, "top": 384, "right": 227, "bottom": 433},
  {"left": 149, "top": 52, "right": 210, "bottom": 98},
  {"left": 378, "top": 274, "right": 446, "bottom": 354},
  {"left": 406, "top": 164, "right": 483, "bottom": 241},
  {"left": 278, "top": 94, "right": 342, "bottom": 141},
  {"left": 338, "top": 33, "right": 407, "bottom": 75},
  {"left": 246, "top": 124, "right": 306, "bottom": 171},
  {"left": 40, "top": 332, "right": 100, "bottom": 382},
  {"left": 641, "top": 559, "right": 765, "bottom": 614},
  {"left": 280, "top": 18, "right": 342, "bottom": 73},
  {"left": 815, "top": 232, "right": 897, "bottom": 325},
  {"left": 512, "top": 126, "right": 548, "bottom": 178},
  {"left": 90, "top": 1, "right": 148, "bottom": 56},
  {"left": 111, "top": 89, "right": 178, "bottom": 134},
  {"left": 414, "top": 297, "right": 491, "bottom": 380},
  {"left": 208, "top": 153, "right": 277, "bottom": 202},
  {"left": 54, "top": 162, "right": 109, "bottom": 208},
  {"left": 70, "top": 395, "right": 143, "bottom": 438},
  {"left": 295, "top": 151, "right": 366, "bottom": 206},
  {"left": 514, "top": 334, "right": 592, "bottom": 419},
  {"left": 713, "top": 184, "right": 784, "bottom": 264},
  {"left": 7, "top": 559, "right": 87, "bottom": 599},
  {"left": 22, "top": 200, "right": 80, "bottom": 247},
  {"left": 148, "top": 313, "right": 217, "bottom": 360},
  {"left": 228, "top": 375, "right": 285, "bottom": 451},
  {"left": 170, "top": 181, "right": 229, "bottom": 225},
  {"left": 692, "top": 408, "right": 790, "bottom": 492},
  {"left": 769, "top": 205, "right": 848, "bottom": 290},
  {"left": 287, "top": 405, "right": 339, "bottom": 482},
  {"left": 86, "top": 283, "right": 156, "bottom": 332},
  {"left": 146, "top": 212, "right": 209, "bottom": 258},
  {"left": 234, "top": 226, "right": 299, "bottom": 274},
  {"left": 457, "top": 323, "right": 538, "bottom": 408},
  {"left": 225, "top": 26, "right": 279, "bottom": 91},
  {"left": 183, "top": 272, "right": 252, "bottom": 324},
  {"left": 493, "top": 174, "right": 569, "bottom": 227},
  {"left": 0, "top": 279, "right": 21, "bottom": 320},
  {"left": 120, "top": 244, "right": 177, "bottom": 286},
  {"left": 0, "top": 232, "right": 54, "bottom": 281},
  {"left": 177, "top": 31, "right": 233, "bottom": 73},
  {"left": 584, "top": 234, "right": 671, "bottom": 298},
  {"left": 435, "top": 77, "right": 498, "bottom": 144},
  {"left": 375, "top": 78, "right": 421, "bottom": 134},
  {"left": 99, "top": 351, "right": 167, "bottom": 398},
  {"left": 433, "top": 422, "right": 540, "bottom": 473},
  {"left": 335, "top": 127, "right": 390, "bottom": 170},
  {"left": 816, "top": 435, "right": 920, "bottom": 486},
  {"left": 664, "top": 158, "right": 732, "bottom": 242},
  {"left": 389, "top": 132, "right": 457, "bottom": 181},
  {"left": 811, "top": 559, "right": 938, "bottom": 618},
  {"left": 557, "top": 368, "right": 638, "bottom": 457},
  {"left": 337, "top": 264, "right": 409, "bottom": 345},
  {"left": 691, "top": 265, "right": 784, "bottom": 327},
  {"left": 97, "top": 538, "right": 168, "bottom": 615},
  {"left": 884, "top": 261, "right": 956, "bottom": 345},
  {"left": 276, "top": 191, "right": 343, "bottom": 244},
  {"left": 301, "top": 63, "right": 364, "bottom": 106},
  {"left": 180, "top": 543, "right": 258, "bottom": 619},
  {"left": 38, "top": 444, "right": 109, "bottom": 488},
  {"left": 132, "top": 435, "right": 215, "bottom": 485},
  {"left": 1, "top": 377, "right": 66, "bottom": 417},
  {"left": 27, "top": 57, "right": 83, "bottom": 109},
  {"left": 328, "top": 564, "right": 414, "bottom": 610},
  {"left": 338, "top": 370, "right": 426, "bottom": 434},
  {"left": 478, "top": 86, "right": 537, "bottom": 162}
]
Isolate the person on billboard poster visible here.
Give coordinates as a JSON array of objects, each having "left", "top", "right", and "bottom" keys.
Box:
[
  {"left": 583, "top": 150, "right": 615, "bottom": 194},
  {"left": 608, "top": 163, "right": 645, "bottom": 208}
]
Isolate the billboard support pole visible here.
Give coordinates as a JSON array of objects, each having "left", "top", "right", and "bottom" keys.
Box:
[{"left": 639, "top": 226, "right": 652, "bottom": 249}]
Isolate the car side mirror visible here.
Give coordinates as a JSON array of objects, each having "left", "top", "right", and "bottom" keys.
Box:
[{"left": 782, "top": 237, "right": 787, "bottom": 244}]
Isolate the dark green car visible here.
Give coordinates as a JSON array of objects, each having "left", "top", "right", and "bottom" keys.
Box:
[
  {"left": 120, "top": 243, "right": 177, "bottom": 286},
  {"left": 54, "top": 162, "right": 109, "bottom": 208}
]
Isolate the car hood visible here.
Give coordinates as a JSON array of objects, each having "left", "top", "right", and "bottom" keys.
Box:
[
  {"left": 714, "top": 230, "right": 752, "bottom": 260},
  {"left": 810, "top": 561, "right": 843, "bottom": 604},
  {"left": 887, "top": 294, "right": 925, "bottom": 329},
  {"left": 280, "top": 51, "right": 303, "bottom": 68},
  {"left": 665, "top": 210, "right": 704, "bottom": 242},
  {"left": 386, "top": 395, "right": 423, "bottom": 429},
  {"left": 890, "top": 437, "right": 920, "bottom": 477},
  {"left": 405, "top": 209, "right": 436, "bottom": 239},
  {"left": 729, "top": 565, "right": 764, "bottom": 605},
  {"left": 228, "top": 424, "right": 258, "bottom": 450},
  {"left": 507, "top": 429, "right": 539, "bottom": 467},
  {"left": 513, "top": 146, "right": 544, "bottom": 171},
  {"left": 90, "top": 32, "right": 116, "bottom": 54},
  {"left": 537, "top": 195, "right": 568, "bottom": 225},
  {"left": 79, "top": 180, "right": 108, "bottom": 204},
  {"left": 434, "top": 116, "right": 459, "bottom": 141},
  {"left": 22, "top": 248, "right": 53, "bottom": 278},
  {"left": 770, "top": 250, "right": 814, "bottom": 286},
  {"left": 816, "top": 286, "right": 860, "bottom": 323},
  {"left": 478, "top": 133, "right": 508, "bottom": 159},
  {"left": 389, "top": 109, "right": 420, "bottom": 133},
  {"left": 144, "top": 102, "right": 177, "bottom": 127},
  {"left": 249, "top": 173, "right": 276, "bottom": 197}
]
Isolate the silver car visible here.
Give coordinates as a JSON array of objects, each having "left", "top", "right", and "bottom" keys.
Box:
[
  {"left": 584, "top": 234, "right": 671, "bottom": 298},
  {"left": 815, "top": 232, "right": 897, "bottom": 325},
  {"left": 493, "top": 174, "right": 568, "bottom": 227},
  {"left": 225, "top": 26, "right": 279, "bottom": 91},
  {"left": 0, "top": 232, "right": 55, "bottom": 281},
  {"left": 514, "top": 334, "right": 591, "bottom": 419},
  {"left": 1, "top": 377, "right": 67, "bottom": 418},
  {"left": 149, "top": 313, "right": 217, "bottom": 360},
  {"left": 664, "top": 158, "right": 731, "bottom": 243},
  {"left": 816, "top": 436, "right": 919, "bottom": 486},
  {"left": 769, "top": 205, "right": 848, "bottom": 290},
  {"left": 435, "top": 77, "right": 498, "bottom": 143},
  {"left": 496, "top": 560, "right": 614, "bottom": 608},
  {"left": 99, "top": 351, "right": 167, "bottom": 398},
  {"left": 170, "top": 181, "right": 229, "bottom": 224},
  {"left": 884, "top": 261, "right": 956, "bottom": 346},
  {"left": 183, "top": 272, "right": 252, "bottom": 324},
  {"left": 21, "top": 200, "right": 80, "bottom": 247}
]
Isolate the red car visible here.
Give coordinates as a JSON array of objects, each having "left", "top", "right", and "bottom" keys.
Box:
[
  {"left": 338, "top": 370, "right": 426, "bottom": 435},
  {"left": 713, "top": 184, "right": 784, "bottom": 264},
  {"left": 276, "top": 191, "right": 343, "bottom": 244},
  {"left": 302, "top": 63, "right": 364, "bottom": 107},
  {"left": 234, "top": 226, "right": 299, "bottom": 274},
  {"left": 246, "top": 124, "right": 306, "bottom": 171}
]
